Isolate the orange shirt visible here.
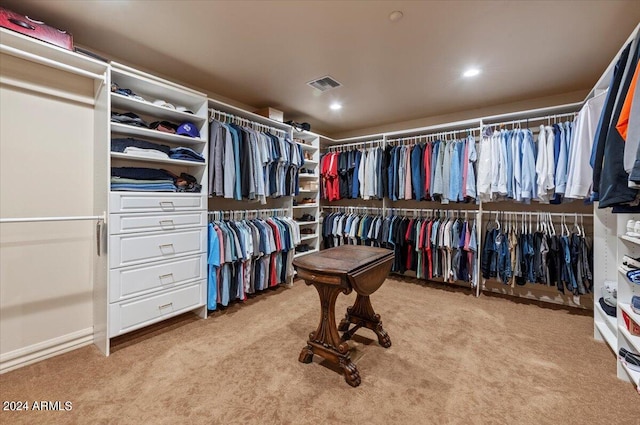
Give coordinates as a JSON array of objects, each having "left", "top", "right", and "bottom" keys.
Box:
[{"left": 617, "top": 62, "right": 640, "bottom": 141}]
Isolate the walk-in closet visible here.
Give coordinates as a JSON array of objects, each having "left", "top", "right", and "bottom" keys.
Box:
[{"left": 1, "top": 2, "right": 639, "bottom": 424}]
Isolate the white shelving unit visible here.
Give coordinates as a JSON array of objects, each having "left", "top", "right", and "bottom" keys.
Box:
[
  {"left": 94, "top": 62, "right": 210, "bottom": 356},
  {"left": 293, "top": 130, "right": 320, "bottom": 257},
  {"left": 616, "top": 220, "right": 640, "bottom": 393}
]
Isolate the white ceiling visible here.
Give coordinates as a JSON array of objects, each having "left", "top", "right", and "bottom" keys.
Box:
[{"left": 2, "top": 1, "right": 640, "bottom": 137}]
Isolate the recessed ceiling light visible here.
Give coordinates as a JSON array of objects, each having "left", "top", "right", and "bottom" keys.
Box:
[
  {"left": 330, "top": 102, "right": 342, "bottom": 111},
  {"left": 463, "top": 68, "right": 481, "bottom": 78},
  {"left": 389, "top": 11, "right": 403, "bottom": 22}
]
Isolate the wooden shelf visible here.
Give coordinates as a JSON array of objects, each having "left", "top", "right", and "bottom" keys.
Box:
[{"left": 300, "top": 235, "right": 318, "bottom": 242}]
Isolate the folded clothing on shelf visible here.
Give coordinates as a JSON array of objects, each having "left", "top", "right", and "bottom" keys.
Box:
[
  {"left": 169, "top": 147, "right": 205, "bottom": 162},
  {"left": 111, "top": 83, "right": 146, "bottom": 102},
  {"left": 123, "top": 147, "right": 169, "bottom": 159},
  {"left": 111, "top": 167, "right": 201, "bottom": 192},
  {"left": 111, "top": 137, "right": 171, "bottom": 155},
  {"left": 632, "top": 295, "right": 640, "bottom": 315},
  {"left": 625, "top": 268, "right": 640, "bottom": 284},
  {"left": 296, "top": 244, "right": 312, "bottom": 253},
  {"left": 111, "top": 111, "right": 149, "bottom": 128}
]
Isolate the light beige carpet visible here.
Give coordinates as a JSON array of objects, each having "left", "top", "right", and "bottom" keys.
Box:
[{"left": 1, "top": 277, "right": 638, "bottom": 424}]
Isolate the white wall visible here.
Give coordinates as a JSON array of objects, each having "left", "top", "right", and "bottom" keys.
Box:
[{"left": 0, "top": 54, "right": 96, "bottom": 369}]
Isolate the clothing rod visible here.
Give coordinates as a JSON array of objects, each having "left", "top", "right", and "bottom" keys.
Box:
[
  {"left": 488, "top": 211, "right": 594, "bottom": 218},
  {"left": 208, "top": 208, "right": 289, "bottom": 214},
  {"left": 0, "top": 44, "right": 106, "bottom": 83},
  {"left": 322, "top": 206, "right": 381, "bottom": 210},
  {"left": 0, "top": 213, "right": 106, "bottom": 224},
  {"left": 327, "top": 139, "right": 384, "bottom": 151},
  {"left": 483, "top": 112, "right": 577, "bottom": 128},
  {"left": 208, "top": 108, "right": 287, "bottom": 135},
  {"left": 387, "top": 127, "right": 480, "bottom": 144}
]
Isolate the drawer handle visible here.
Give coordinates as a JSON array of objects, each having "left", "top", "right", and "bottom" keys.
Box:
[
  {"left": 159, "top": 201, "right": 175, "bottom": 210},
  {"left": 158, "top": 302, "right": 173, "bottom": 310},
  {"left": 159, "top": 243, "right": 174, "bottom": 249},
  {"left": 159, "top": 273, "right": 174, "bottom": 280},
  {"left": 159, "top": 219, "right": 175, "bottom": 226}
]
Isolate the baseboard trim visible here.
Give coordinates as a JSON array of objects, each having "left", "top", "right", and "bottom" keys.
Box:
[{"left": 0, "top": 327, "right": 93, "bottom": 374}]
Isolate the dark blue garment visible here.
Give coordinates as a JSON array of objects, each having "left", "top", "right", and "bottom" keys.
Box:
[
  {"left": 496, "top": 231, "right": 512, "bottom": 284},
  {"left": 352, "top": 150, "right": 362, "bottom": 198},
  {"left": 411, "top": 143, "right": 424, "bottom": 200},
  {"left": 169, "top": 147, "right": 205, "bottom": 162},
  {"left": 598, "top": 34, "right": 640, "bottom": 208},
  {"left": 391, "top": 147, "right": 399, "bottom": 201},
  {"left": 111, "top": 167, "right": 175, "bottom": 180},
  {"left": 111, "top": 138, "right": 170, "bottom": 155},
  {"left": 481, "top": 228, "right": 498, "bottom": 279},
  {"left": 592, "top": 41, "right": 632, "bottom": 200},
  {"left": 523, "top": 234, "right": 535, "bottom": 283}
]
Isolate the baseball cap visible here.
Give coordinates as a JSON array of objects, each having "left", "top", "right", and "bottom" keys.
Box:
[
  {"left": 176, "top": 106, "right": 194, "bottom": 114},
  {"left": 176, "top": 122, "right": 200, "bottom": 138},
  {"left": 153, "top": 99, "right": 175, "bottom": 109}
]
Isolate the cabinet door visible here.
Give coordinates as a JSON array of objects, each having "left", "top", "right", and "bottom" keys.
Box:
[
  {"left": 109, "top": 228, "right": 206, "bottom": 268},
  {"left": 109, "top": 254, "right": 206, "bottom": 302}
]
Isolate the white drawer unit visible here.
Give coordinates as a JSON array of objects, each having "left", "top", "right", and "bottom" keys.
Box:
[
  {"left": 109, "top": 281, "right": 205, "bottom": 338},
  {"left": 110, "top": 192, "right": 204, "bottom": 213},
  {"left": 109, "top": 211, "right": 207, "bottom": 234},
  {"left": 109, "top": 228, "right": 206, "bottom": 268},
  {"left": 109, "top": 254, "right": 206, "bottom": 302}
]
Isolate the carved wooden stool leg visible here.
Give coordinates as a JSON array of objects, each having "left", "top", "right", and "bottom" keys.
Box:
[
  {"left": 298, "top": 344, "right": 314, "bottom": 364},
  {"left": 340, "top": 356, "right": 361, "bottom": 387},
  {"left": 300, "top": 281, "right": 362, "bottom": 385},
  {"left": 340, "top": 294, "right": 392, "bottom": 348}
]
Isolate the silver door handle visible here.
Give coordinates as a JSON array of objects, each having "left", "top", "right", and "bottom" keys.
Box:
[{"left": 158, "top": 302, "right": 173, "bottom": 310}]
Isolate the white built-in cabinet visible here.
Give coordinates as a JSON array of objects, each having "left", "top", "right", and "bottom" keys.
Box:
[
  {"left": 93, "top": 63, "right": 209, "bottom": 355},
  {"left": 594, "top": 209, "right": 640, "bottom": 394},
  {"left": 293, "top": 130, "right": 321, "bottom": 257},
  {"left": 0, "top": 27, "right": 109, "bottom": 372}
]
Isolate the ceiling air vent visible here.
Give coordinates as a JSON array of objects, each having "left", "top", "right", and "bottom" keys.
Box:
[{"left": 307, "top": 75, "right": 342, "bottom": 92}]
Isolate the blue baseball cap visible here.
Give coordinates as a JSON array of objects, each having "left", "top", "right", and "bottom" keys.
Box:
[{"left": 176, "top": 122, "right": 199, "bottom": 138}]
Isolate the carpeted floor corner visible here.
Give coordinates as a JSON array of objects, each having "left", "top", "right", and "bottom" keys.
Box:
[{"left": 1, "top": 277, "right": 638, "bottom": 424}]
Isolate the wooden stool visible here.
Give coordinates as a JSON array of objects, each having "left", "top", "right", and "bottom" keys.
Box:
[{"left": 293, "top": 245, "right": 394, "bottom": 387}]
